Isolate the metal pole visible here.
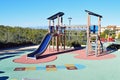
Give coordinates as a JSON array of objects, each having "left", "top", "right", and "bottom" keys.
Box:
[{"left": 68, "top": 17, "right": 72, "bottom": 41}]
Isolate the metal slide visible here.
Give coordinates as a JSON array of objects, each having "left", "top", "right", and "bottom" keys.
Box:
[{"left": 27, "top": 33, "right": 52, "bottom": 59}]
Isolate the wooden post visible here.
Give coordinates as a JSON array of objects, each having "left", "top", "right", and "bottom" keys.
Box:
[
  {"left": 48, "top": 20, "right": 51, "bottom": 52},
  {"left": 98, "top": 17, "right": 101, "bottom": 34},
  {"left": 64, "top": 27, "right": 66, "bottom": 50},
  {"left": 49, "top": 20, "right": 51, "bottom": 26},
  {"left": 97, "top": 17, "right": 101, "bottom": 55},
  {"left": 86, "top": 13, "right": 91, "bottom": 56},
  {"left": 52, "top": 20, "right": 55, "bottom": 50},
  {"left": 48, "top": 20, "right": 51, "bottom": 32},
  {"left": 60, "top": 17, "right": 62, "bottom": 50},
  {"left": 56, "top": 15, "right": 60, "bottom": 51}
]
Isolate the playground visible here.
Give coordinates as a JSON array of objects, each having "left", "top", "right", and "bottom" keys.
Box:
[
  {"left": 0, "top": 11, "right": 120, "bottom": 80},
  {"left": 0, "top": 44, "right": 120, "bottom": 80}
]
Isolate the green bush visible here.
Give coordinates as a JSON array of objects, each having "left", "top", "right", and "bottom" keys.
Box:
[
  {"left": 112, "top": 34, "right": 116, "bottom": 39},
  {"left": 118, "top": 33, "right": 120, "bottom": 39},
  {"left": 71, "top": 41, "right": 81, "bottom": 47},
  {"left": 0, "top": 25, "right": 47, "bottom": 49},
  {"left": 100, "top": 32, "right": 106, "bottom": 38}
]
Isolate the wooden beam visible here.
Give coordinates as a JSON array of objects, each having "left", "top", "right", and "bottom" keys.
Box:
[
  {"left": 47, "top": 12, "right": 64, "bottom": 20},
  {"left": 85, "top": 10, "right": 102, "bottom": 18}
]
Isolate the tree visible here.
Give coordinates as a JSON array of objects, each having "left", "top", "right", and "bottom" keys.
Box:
[
  {"left": 104, "top": 29, "right": 110, "bottom": 35},
  {"left": 0, "top": 25, "right": 48, "bottom": 45},
  {"left": 118, "top": 33, "right": 120, "bottom": 39},
  {"left": 103, "top": 29, "right": 116, "bottom": 39},
  {"left": 100, "top": 32, "right": 106, "bottom": 38}
]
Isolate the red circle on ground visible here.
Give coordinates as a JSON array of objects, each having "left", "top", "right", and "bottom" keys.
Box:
[
  {"left": 13, "top": 55, "right": 57, "bottom": 64},
  {"left": 13, "top": 48, "right": 57, "bottom": 64},
  {"left": 73, "top": 49, "right": 116, "bottom": 60}
]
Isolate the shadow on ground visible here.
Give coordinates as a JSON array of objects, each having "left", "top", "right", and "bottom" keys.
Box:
[
  {"left": 107, "top": 43, "right": 120, "bottom": 50},
  {"left": 0, "top": 71, "right": 5, "bottom": 74},
  {"left": 0, "top": 52, "right": 24, "bottom": 56},
  {"left": 0, "top": 55, "right": 18, "bottom": 61},
  {"left": 17, "top": 48, "right": 35, "bottom": 52},
  {"left": 0, "top": 76, "right": 9, "bottom": 80},
  {"left": 37, "top": 47, "right": 85, "bottom": 59},
  {"left": 0, "top": 48, "right": 35, "bottom": 60}
]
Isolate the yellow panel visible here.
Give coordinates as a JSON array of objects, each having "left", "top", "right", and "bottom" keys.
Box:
[
  {"left": 46, "top": 68, "right": 57, "bottom": 71},
  {"left": 25, "top": 67, "right": 36, "bottom": 71},
  {"left": 65, "top": 64, "right": 74, "bottom": 67}
]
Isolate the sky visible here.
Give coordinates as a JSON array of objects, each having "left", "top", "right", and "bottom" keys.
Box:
[{"left": 0, "top": 0, "right": 120, "bottom": 28}]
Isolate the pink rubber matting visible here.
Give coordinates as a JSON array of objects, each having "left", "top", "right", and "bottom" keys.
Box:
[
  {"left": 73, "top": 49, "right": 116, "bottom": 60},
  {"left": 13, "top": 48, "right": 116, "bottom": 64},
  {"left": 13, "top": 48, "right": 58, "bottom": 64}
]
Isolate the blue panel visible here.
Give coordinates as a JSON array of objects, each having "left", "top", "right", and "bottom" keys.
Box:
[
  {"left": 74, "top": 64, "right": 86, "bottom": 69},
  {"left": 56, "top": 65, "right": 66, "bottom": 69},
  {"left": 49, "top": 26, "right": 54, "bottom": 33},
  {"left": 90, "top": 25, "right": 98, "bottom": 34},
  {"left": 36, "top": 66, "right": 46, "bottom": 70}
]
